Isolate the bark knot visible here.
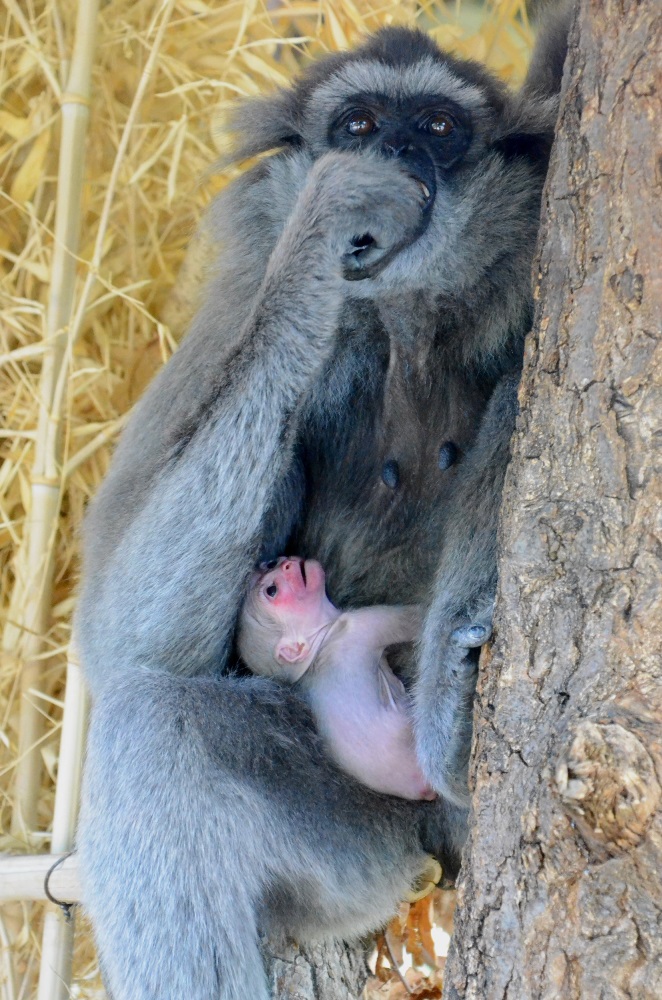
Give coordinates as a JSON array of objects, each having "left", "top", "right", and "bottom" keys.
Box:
[{"left": 555, "top": 720, "right": 660, "bottom": 855}]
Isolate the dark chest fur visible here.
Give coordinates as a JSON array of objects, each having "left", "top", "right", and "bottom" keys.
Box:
[{"left": 291, "top": 303, "right": 495, "bottom": 609}]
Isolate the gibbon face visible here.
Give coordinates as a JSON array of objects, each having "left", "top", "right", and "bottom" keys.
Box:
[{"left": 231, "top": 28, "right": 558, "bottom": 296}]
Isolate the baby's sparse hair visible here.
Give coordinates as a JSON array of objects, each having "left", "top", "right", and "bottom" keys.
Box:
[{"left": 237, "top": 587, "right": 283, "bottom": 677}]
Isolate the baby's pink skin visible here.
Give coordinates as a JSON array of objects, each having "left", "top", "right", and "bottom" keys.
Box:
[
  {"left": 249, "top": 558, "right": 435, "bottom": 801},
  {"left": 252, "top": 557, "right": 340, "bottom": 673}
]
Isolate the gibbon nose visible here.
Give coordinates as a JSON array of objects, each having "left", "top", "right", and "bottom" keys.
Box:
[
  {"left": 280, "top": 558, "right": 306, "bottom": 585},
  {"left": 382, "top": 138, "right": 413, "bottom": 158}
]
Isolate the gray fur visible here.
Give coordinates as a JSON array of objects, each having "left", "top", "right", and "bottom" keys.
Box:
[
  {"left": 77, "top": 18, "right": 569, "bottom": 1000},
  {"left": 81, "top": 672, "right": 428, "bottom": 999},
  {"left": 414, "top": 374, "right": 519, "bottom": 808},
  {"left": 79, "top": 151, "right": 425, "bottom": 685}
]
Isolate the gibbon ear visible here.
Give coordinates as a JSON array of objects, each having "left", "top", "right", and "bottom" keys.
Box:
[
  {"left": 276, "top": 638, "right": 310, "bottom": 665},
  {"left": 275, "top": 637, "right": 312, "bottom": 682},
  {"left": 224, "top": 89, "right": 302, "bottom": 163},
  {"left": 493, "top": 92, "right": 559, "bottom": 163}
]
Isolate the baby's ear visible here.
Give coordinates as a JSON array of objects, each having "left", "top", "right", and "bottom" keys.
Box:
[
  {"left": 276, "top": 638, "right": 309, "bottom": 664},
  {"left": 275, "top": 638, "right": 312, "bottom": 682}
]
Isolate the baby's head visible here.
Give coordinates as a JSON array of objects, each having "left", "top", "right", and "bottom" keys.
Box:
[{"left": 238, "top": 557, "right": 339, "bottom": 681}]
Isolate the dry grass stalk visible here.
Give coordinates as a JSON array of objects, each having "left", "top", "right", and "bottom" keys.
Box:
[{"left": 0, "top": 2, "right": 532, "bottom": 997}]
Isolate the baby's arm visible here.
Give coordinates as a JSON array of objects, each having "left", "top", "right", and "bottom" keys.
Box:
[
  {"left": 331, "top": 606, "right": 422, "bottom": 711},
  {"left": 344, "top": 605, "right": 423, "bottom": 653}
]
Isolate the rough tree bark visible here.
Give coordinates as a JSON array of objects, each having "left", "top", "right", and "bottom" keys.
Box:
[
  {"left": 263, "top": 937, "right": 368, "bottom": 1000},
  {"left": 446, "top": 2, "right": 662, "bottom": 998}
]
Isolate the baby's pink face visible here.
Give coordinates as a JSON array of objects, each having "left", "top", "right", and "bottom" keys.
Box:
[{"left": 252, "top": 557, "right": 335, "bottom": 629}]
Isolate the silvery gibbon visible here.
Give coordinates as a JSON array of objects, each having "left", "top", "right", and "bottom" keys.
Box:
[{"left": 77, "top": 12, "right": 570, "bottom": 1000}]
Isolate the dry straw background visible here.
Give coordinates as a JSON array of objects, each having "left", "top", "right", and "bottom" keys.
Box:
[{"left": 0, "top": 0, "right": 532, "bottom": 996}]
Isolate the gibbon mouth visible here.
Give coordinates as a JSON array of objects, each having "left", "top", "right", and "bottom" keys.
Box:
[
  {"left": 344, "top": 154, "right": 436, "bottom": 282},
  {"left": 343, "top": 201, "right": 433, "bottom": 281}
]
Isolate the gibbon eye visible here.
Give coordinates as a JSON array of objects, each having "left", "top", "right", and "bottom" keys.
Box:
[
  {"left": 265, "top": 584, "right": 278, "bottom": 598},
  {"left": 347, "top": 113, "right": 376, "bottom": 136},
  {"left": 427, "top": 113, "right": 455, "bottom": 137}
]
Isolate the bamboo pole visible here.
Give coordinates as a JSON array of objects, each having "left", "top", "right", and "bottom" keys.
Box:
[
  {"left": 33, "top": 1, "right": 178, "bottom": 992},
  {"left": 11, "top": 0, "right": 100, "bottom": 839},
  {"left": 12, "top": 0, "right": 180, "bottom": 837},
  {"left": 0, "top": 914, "right": 16, "bottom": 1000},
  {"left": 9, "top": 1, "right": 181, "bottom": 993},
  {"left": 36, "top": 647, "right": 88, "bottom": 1000}
]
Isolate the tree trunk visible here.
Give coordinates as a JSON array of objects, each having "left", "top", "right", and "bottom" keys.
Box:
[
  {"left": 263, "top": 936, "right": 368, "bottom": 1000},
  {"left": 445, "top": 2, "right": 662, "bottom": 998}
]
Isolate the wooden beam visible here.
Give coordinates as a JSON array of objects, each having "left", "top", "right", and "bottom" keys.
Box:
[{"left": 0, "top": 854, "right": 81, "bottom": 905}]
